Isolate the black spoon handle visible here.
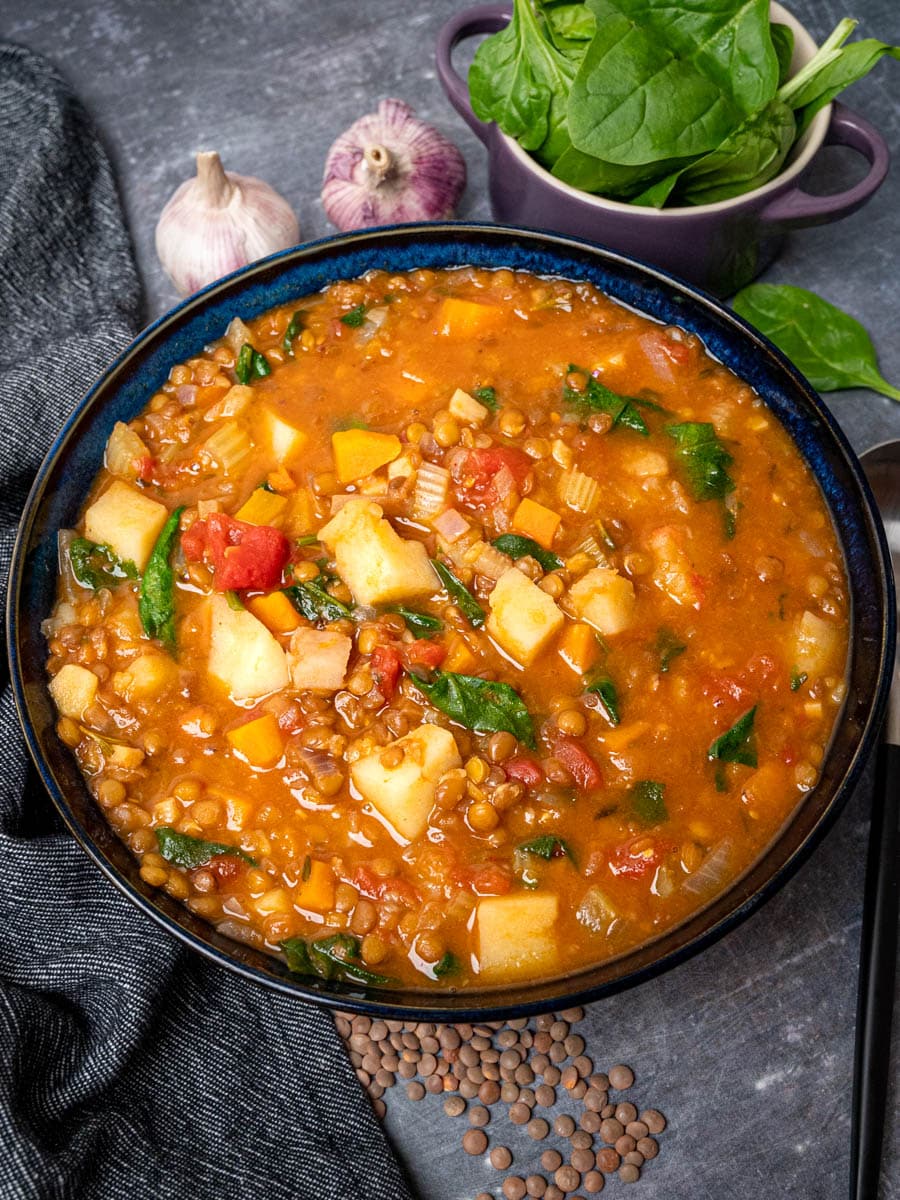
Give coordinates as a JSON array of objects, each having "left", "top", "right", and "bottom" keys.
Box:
[{"left": 849, "top": 704, "right": 899, "bottom": 1200}]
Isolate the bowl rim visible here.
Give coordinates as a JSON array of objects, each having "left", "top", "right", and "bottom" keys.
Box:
[
  {"left": 7, "top": 221, "right": 895, "bottom": 1021},
  {"left": 496, "top": 1, "right": 833, "bottom": 217}
]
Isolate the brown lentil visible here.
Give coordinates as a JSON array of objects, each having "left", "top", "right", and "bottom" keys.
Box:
[
  {"left": 608, "top": 1065, "right": 635, "bottom": 1091},
  {"left": 469, "top": 1104, "right": 490, "bottom": 1127},
  {"left": 462, "top": 1129, "right": 488, "bottom": 1156},
  {"left": 503, "top": 1178, "right": 527, "bottom": 1200},
  {"left": 491, "top": 1146, "right": 513, "bottom": 1170},
  {"left": 618, "top": 1164, "right": 640, "bottom": 1184},
  {"left": 541, "top": 1149, "right": 563, "bottom": 1172},
  {"left": 640, "top": 1109, "right": 666, "bottom": 1134}
]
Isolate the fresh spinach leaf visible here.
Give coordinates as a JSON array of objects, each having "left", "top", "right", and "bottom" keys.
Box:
[
  {"left": 69, "top": 538, "right": 137, "bottom": 591},
  {"left": 469, "top": 0, "right": 580, "bottom": 166},
  {"left": 411, "top": 670, "right": 536, "bottom": 748},
  {"left": 666, "top": 422, "right": 735, "bottom": 502},
  {"left": 517, "top": 834, "right": 575, "bottom": 861},
  {"left": 286, "top": 579, "right": 353, "bottom": 623},
  {"left": 493, "top": 533, "right": 564, "bottom": 572},
  {"left": 235, "top": 343, "right": 271, "bottom": 384},
  {"left": 433, "top": 951, "right": 459, "bottom": 979},
  {"left": 390, "top": 607, "right": 443, "bottom": 639},
  {"left": 552, "top": 143, "right": 691, "bottom": 199},
  {"left": 732, "top": 284, "right": 900, "bottom": 402},
  {"left": 708, "top": 706, "right": 758, "bottom": 767},
  {"left": 543, "top": 1, "right": 595, "bottom": 45},
  {"left": 770, "top": 22, "right": 795, "bottom": 86},
  {"left": 565, "top": 364, "right": 648, "bottom": 435},
  {"left": 630, "top": 780, "right": 668, "bottom": 824},
  {"left": 656, "top": 628, "right": 686, "bottom": 673},
  {"left": 473, "top": 386, "right": 500, "bottom": 412},
  {"left": 282, "top": 933, "right": 393, "bottom": 987},
  {"left": 156, "top": 826, "right": 255, "bottom": 868},
  {"left": 567, "top": 0, "right": 778, "bottom": 167},
  {"left": 790, "top": 669, "right": 808, "bottom": 692},
  {"left": 282, "top": 310, "right": 305, "bottom": 355},
  {"left": 585, "top": 675, "right": 619, "bottom": 726},
  {"left": 340, "top": 303, "right": 368, "bottom": 328},
  {"left": 432, "top": 560, "right": 485, "bottom": 628},
  {"left": 139, "top": 506, "right": 184, "bottom": 651}
]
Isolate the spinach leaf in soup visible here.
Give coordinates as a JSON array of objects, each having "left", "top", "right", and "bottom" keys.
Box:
[
  {"left": 584, "top": 675, "right": 619, "bottom": 726},
  {"left": 389, "top": 607, "right": 443, "bottom": 639},
  {"left": 665, "top": 422, "right": 735, "bottom": 502},
  {"left": 68, "top": 537, "right": 137, "bottom": 591},
  {"left": 564, "top": 365, "right": 648, "bottom": 435},
  {"left": 517, "top": 834, "right": 576, "bottom": 862},
  {"left": 431, "top": 559, "right": 486, "bottom": 628},
  {"left": 282, "top": 933, "right": 393, "bottom": 987},
  {"left": 469, "top": 0, "right": 580, "bottom": 166},
  {"left": 411, "top": 670, "right": 536, "bottom": 749},
  {"left": 139, "top": 506, "right": 184, "bottom": 652},
  {"left": 156, "top": 826, "right": 256, "bottom": 868},
  {"left": 708, "top": 706, "right": 758, "bottom": 768},
  {"left": 235, "top": 343, "right": 271, "bottom": 384},
  {"left": 567, "top": 0, "right": 778, "bottom": 167},
  {"left": 732, "top": 284, "right": 900, "bottom": 402},
  {"left": 493, "top": 533, "right": 563, "bottom": 573},
  {"left": 630, "top": 780, "right": 668, "bottom": 824}
]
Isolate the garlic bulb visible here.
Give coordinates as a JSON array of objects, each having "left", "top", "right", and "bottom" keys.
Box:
[
  {"left": 156, "top": 151, "right": 299, "bottom": 296},
  {"left": 322, "top": 99, "right": 466, "bottom": 231}
]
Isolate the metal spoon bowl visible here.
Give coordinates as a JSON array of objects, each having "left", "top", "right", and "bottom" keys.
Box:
[{"left": 851, "top": 439, "right": 900, "bottom": 1200}]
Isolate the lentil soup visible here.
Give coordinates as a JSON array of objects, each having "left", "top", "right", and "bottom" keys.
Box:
[{"left": 44, "top": 266, "right": 849, "bottom": 991}]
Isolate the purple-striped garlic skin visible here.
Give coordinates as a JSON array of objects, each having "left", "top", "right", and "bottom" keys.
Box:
[
  {"left": 322, "top": 99, "right": 466, "bottom": 231},
  {"left": 156, "top": 152, "right": 300, "bottom": 296}
]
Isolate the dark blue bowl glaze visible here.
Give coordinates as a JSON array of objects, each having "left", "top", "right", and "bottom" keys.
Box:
[{"left": 8, "top": 223, "right": 894, "bottom": 1020}]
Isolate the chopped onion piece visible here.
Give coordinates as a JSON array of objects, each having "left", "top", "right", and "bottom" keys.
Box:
[
  {"left": 576, "top": 886, "right": 619, "bottom": 935},
  {"left": 682, "top": 840, "right": 732, "bottom": 896},
  {"left": 432, "top": 507, "right": 470, "bottom": 543},
  {"left": 105, "top": 422, "right": 150, "bottom": 480},
  {"left": 412, "top": 462, "right": 450, "bottom": 520},
  {"left": 203, "top": 385, "right": 253, "bottom": 422},
  {"left": 224, "top": 317, "right": 253, "bottom": 353}
]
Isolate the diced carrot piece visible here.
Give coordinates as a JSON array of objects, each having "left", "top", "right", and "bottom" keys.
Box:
[
  {"left": 443, "top": 634, "right": 478, "bottom": 674},
  {"left": 226, "top": 712, "right": 284, "bottom": 768},
  {"left": 267, "top": 465, "right": 298, "bottom": 494},
  {"left": 332, "top": 429, "right": 402, "bottom": 484},
  {"left": 511, "top": 497, "right": 561, "bottom": 549},
  {"left": 235, "top": 488, "right": 289, "bottom": 528},
  {"left": 246, "top": 590, "right": 304, "bottom": 635},
  {"left": 295, "top": 859, "right": 336, "bottom": 913},
  {"left": 558, "top": 622, "right": 599, "bottom": 676},
  {"left": 436, "top": 297, "right": 504, "bottom": 339}
]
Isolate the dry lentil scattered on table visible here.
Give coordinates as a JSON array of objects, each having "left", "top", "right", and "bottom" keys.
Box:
[{"left": 336, "top": 1007, "right": 666, "bottom": 1194}]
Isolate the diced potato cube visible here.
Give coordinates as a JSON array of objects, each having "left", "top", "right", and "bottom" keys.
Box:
[
  {"left": 511, "top": 497, "right": 561, "bottom": 549},
  {"left": 246, "top": 591, "right": 304, "bottom": 635},
  {"left": 318, "top": 497, "right": 438, "bottom": 606},
  {"left": 567, "top": 568, "right": 636, "bottom": 635},
  {"left": 254, "top": 887, "right": 292, "bottom": 916},
  {"left": 486, "top": 567, "right": 564, "bottom": 666},
  {"left": 622, "top": 447, "right": 669, "bottom": 478},
  {"left": 49, "top": 663, "right": 98, "bottom": 719},
  {"left": 83, "top": 480, "right": 168, "bottom": 571},
  {"left": 235, "top": 488, "right": 289, "bottom": 527},
  {"left": 647, "top": 525, "right": 702, "bottom": 609},
  {"left": 262, "top": 406, "right": 309, "bottom": 465},
  {"left": 476, "top": 893, "right": 559, "bottom": 977},
  {"left": 448, "top": 387, "right": 489, "bottom": 425},
  {"left": 351, "top": 724, "right": 461, "bottom": 843},
  {"left": 226, "top": 712, "right": 284, "bottom": 768},
  {"left": 793, "top": 610, "right": 841, "bottom": 678},
  {"left": 388, "top": 451, "right": 417, "bottom": 481},
  {"left": 287, "top": 628, "right": 352, "bottom": 692},
  {"left": 332, "top": 429, "right": 402, "bottom": 484},
  {"left": 113, "top": 652, "right": 178, "bottom": 702},
  {"left": 208, "top": 595, "right": 289, "bottom": 700},
  {"left": 294, "top": 859, "right": 336, "bottom": 913},
  {"left": 106, "top": 742, "right": 145, "bottom": 770}
]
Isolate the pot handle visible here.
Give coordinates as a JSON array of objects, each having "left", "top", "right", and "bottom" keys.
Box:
[
  {"left": 760, "top": 102, "right": 890, "bottom": 226},
  {"left": 435, "top": 4, "right": 512, "bottom": 143}
]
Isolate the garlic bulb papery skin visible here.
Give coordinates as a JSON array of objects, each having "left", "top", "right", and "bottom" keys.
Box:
[
  {"left": 156, "top": 151, "right": 300, "bottom": 296},
  {"left": 322, "top": 99, "right": 466, "bottom": 231}
]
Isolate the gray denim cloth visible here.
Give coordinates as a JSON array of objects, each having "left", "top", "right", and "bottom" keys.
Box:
[{"left": 0, "top": 43, "right": 413, "bottom": 1200}]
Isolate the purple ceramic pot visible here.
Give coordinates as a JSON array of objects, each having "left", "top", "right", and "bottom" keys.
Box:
[{"left": 436, "top": 3, "right": 890, "bottom": 296}]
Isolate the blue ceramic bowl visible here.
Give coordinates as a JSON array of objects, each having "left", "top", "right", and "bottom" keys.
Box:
[{"left": 7, "top": 223, "right": 894, "bottom": 1020}]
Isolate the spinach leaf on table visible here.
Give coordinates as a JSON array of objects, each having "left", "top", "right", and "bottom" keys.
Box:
[
  {"left": 470, "top": 0, "right": 580, "bottom": 166},
  {"left": 567, "top": 0, "right": 778, "bottom": 167},
  {"left": 732, "top": 284, "right": 900, "bottom": 402},
  {"left": 139, "top": 506, "right": 184, "bottom": 651},
  {"left": 411, "top": 670, "right": 536, "bottom": 749}
]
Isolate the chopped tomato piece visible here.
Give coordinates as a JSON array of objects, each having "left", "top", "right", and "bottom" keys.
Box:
[
  {"left": 504, "top": 755, "right": 543, "bottom": 788},
  {"left": 370, "top": 644, "right": 403, "bottom": 700},
  {"left": 455, "top": 861, "right": 513, "bottom": 897},
  {"left": 403, "top": 640, "right": 447, "bottom": 670},
  {"left": 352, "top": 865, "right": 420, "bottom": 907},
  {"left": 607, "top": 837, "right": 673, "bottom": 879},
  {"left": 455, "top": 447, "right": 531, "bottom": 510},
  {"left": 182, "top": 513, "right": 290, "bottom": 591},
  {"left": 553, "top": 738, "right": 602, "bottom": 791},
  {"left": 136, "top": 455, "right": 155, "bottom": 482}
]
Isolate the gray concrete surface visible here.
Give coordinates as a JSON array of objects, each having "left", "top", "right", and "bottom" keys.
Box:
[{"left": 3, "top": 0, "right": 898, "bottom": 1196}]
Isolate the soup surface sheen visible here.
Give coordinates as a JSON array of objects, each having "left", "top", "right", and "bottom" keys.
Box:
[{"left": 45, "top": 267, "right": 849, "bottom": 992}]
